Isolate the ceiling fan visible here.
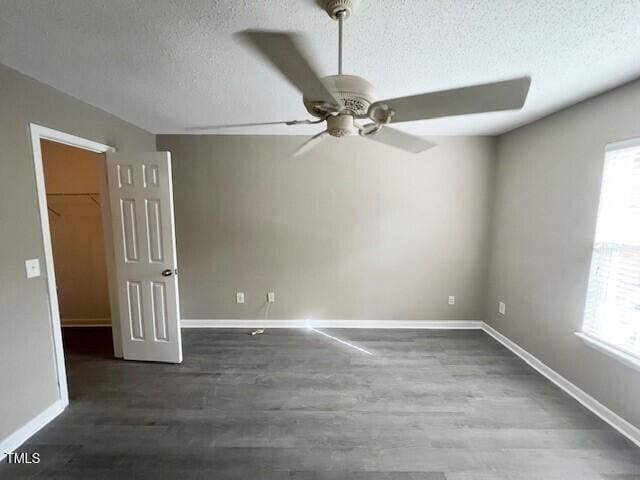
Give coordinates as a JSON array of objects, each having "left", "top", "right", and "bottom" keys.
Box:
[{"left": 186, "top": 0, "right": 531, "bottom": 156}]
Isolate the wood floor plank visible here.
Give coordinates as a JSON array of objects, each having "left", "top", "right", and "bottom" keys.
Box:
[{"left": 1, "top": 327, "right": 638, "bottom": 479}]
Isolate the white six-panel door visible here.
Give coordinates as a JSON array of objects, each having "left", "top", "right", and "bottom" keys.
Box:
[{"left": 106, "top": 152, "right": 182, "bottom": 363}]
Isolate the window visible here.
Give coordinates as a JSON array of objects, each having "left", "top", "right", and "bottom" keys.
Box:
[{"left": 581, "top": 138, "right": 640, "bottom": 364}]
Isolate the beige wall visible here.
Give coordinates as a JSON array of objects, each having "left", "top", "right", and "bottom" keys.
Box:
[
  {"left": 158, "top": 134, "right": 496, "bottom": 321},
  {"left": 0, "top": 63, "right": 155, "bottom": 441},
  {"left": 42, "top": 140, "right": 111, "bottom": 325},
  {"left": 487, "top": 78, "right": 640, "bottom": 428}
]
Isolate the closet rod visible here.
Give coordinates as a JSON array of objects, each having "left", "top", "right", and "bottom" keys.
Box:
[
  {"left": 46, "top": 192, "right": 101, "bottom": 208},
  {"left": 46, "top": 192, "right": 100, "bottom": 196}
]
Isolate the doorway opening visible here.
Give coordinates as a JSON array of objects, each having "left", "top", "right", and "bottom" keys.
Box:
[
  {"left": 30, "top": 124, "right": 120, "bottom": 407},
  {"left": 42, "top": 139, "right": 111, "bottom": 328},
  {"left": 42, "top": 139, "right": 117, "bottom": 371},
  {"left": 32, "top": 125, "right": 183, "bottom": 409}
]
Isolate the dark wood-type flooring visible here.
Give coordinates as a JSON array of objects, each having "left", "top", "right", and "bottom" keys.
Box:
[{"left": 2, "top": 327, "right": 639, "bottom": 479}]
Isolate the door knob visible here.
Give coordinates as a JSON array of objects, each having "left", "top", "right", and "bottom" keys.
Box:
[{"left": 161, "top": 269, "right": 173, "bottom": 277}]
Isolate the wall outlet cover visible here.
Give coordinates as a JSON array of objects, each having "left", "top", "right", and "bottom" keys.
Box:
[
  {"left": 267, "top": 292, "right": 275, "bottom": 303},
  {"left": 236, "top": 292, "right": 245, "bottom": 304},
  {"left": 448, "top": 296, "right": 455, "bottom": 305}
]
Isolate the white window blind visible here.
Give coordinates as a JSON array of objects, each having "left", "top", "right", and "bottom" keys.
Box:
[{"left": 582, "top": 139, "right": 640, "bottom": 360}]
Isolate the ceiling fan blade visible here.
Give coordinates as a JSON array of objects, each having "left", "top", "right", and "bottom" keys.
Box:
[
  {"left": 185, "top": 119, "right": 318, "bottom": 132},
  {"left": 363, "top": 126, "right": 435, "bottom": 154},
  {"left": 370, "top": 77, "right": 531, "bottom": 124},
  {"left": 236, "top": 30, "right": 340, "bottom": 108},
  {"left": 292, "top": 131, "right": 329, "bottom": 157}
]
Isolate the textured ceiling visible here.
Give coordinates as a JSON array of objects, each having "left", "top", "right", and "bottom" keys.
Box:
[{"left": 1, "top": 0, "right": 640, "bottom": 135}]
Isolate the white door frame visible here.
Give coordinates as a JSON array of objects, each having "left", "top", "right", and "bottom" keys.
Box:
[{"left": 30, "top": 123, "right": 120, "bottom": 406}]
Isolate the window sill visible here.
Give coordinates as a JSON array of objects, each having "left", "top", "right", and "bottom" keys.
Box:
[{"left": 575, "top": 332, "right": 640, "bottom": 373}]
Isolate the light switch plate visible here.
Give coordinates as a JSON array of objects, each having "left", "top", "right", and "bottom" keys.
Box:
[
  {"left": 25, "top": 258, "right": 41, "bottom": 278},
  {"left": 236, "top": 292, "right": 245, "bottom": 304},
  {"left": 498, "top": 301, "right": 506, "bottom": 315}
]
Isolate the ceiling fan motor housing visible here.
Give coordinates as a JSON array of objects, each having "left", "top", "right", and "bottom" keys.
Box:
[{"left": 303, "top": 74, "right": 376, "bottom": 118}]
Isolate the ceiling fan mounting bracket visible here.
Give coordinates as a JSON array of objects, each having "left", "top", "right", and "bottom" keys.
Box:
[
  {"left": 359, "top": 106, "right": 394, "bottom": 138},
  {"left": 359, "top": 122, "right": 382, "bottom": 137},
  {"left": 368, "top": 103, "right": 395, "bottom": 124},
  {"left": 324, "top": 0, "right": 360, "bottom": 20}
]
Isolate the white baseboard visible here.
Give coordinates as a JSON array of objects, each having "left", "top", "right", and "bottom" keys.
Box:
[
  {"left": 482, "top": 323, "right": 640, "bottom": 448},
  {"left": 0, "top": 399, "right": 66, "bottom": 462},
  {"left": 61, "top": 318, "right": 111, "bottom": 327},
  {"left": 180, "top": 319, "right": 484, "bottom": 329}
]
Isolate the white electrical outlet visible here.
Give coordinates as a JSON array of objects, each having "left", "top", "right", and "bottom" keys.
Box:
[
  {"left": 236, "top": 292, "right": 245, "bottom": 304},
  {"left": 498, "top": 301, "right": 506, "bottom": 315},
  {"left": 267, "top": 292, "right": 275, "bottom": 303},
  {"left": 25, "top": 258, "right": 41, "bottom": 279},
  {"left": 448, "top": 296, "right": 455, "bottom": 305}
]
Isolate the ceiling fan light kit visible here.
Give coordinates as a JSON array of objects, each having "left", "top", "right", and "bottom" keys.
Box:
[
  {"left": 326, "top": 113, "right": 355, "bottom": 137},
  {"left": 187, "top": 0, "right": 531, "bottom": 156}
]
